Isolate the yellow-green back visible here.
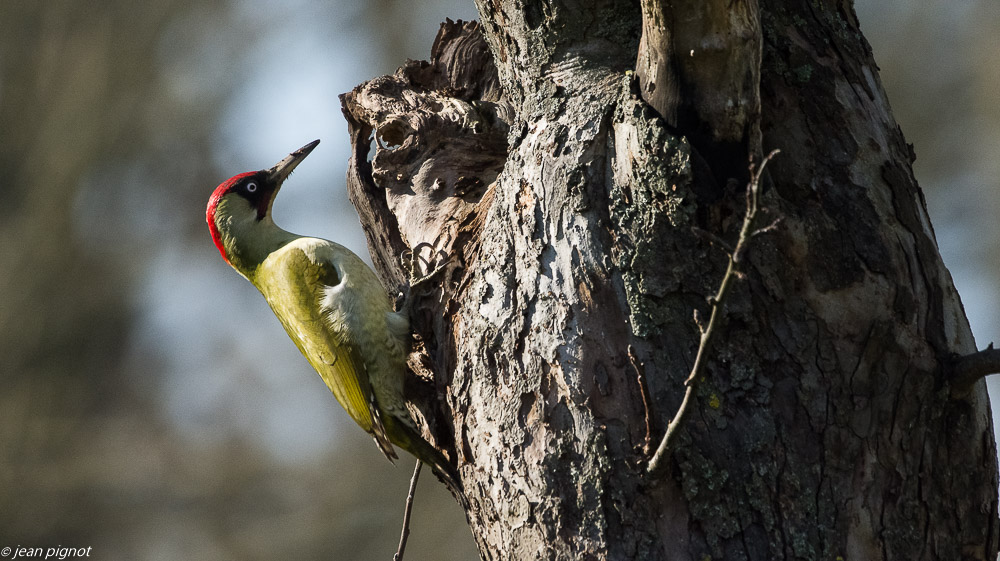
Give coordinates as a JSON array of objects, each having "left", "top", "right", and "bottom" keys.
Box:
[{"left": 250, "top": 238, "right": 395, "bottom": 456}]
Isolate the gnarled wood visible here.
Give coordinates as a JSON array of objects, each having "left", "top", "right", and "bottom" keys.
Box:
[
  {"left": 339, "top": 20, "right": 511, "bottom": 490},
  {"left": 341, "top": 20, "right": 510, "bottom": 288},
  {"left": 341, "top": 5, "right": 998, "bottom": 561}
]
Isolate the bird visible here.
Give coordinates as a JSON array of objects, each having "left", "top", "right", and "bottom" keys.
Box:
[{"left": 206, "top": 139, "right": 459, "bottom": 489}]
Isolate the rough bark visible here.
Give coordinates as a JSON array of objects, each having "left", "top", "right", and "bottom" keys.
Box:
[{"left": 340, "top": 3, "right": 998, "bottom": 560}]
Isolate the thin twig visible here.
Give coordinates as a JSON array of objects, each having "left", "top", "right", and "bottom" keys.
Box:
[
  {"left": 629, "top": 345, "right": 655, "bottom": 455},
  {"left": 950, "top": 343, "right": 1000, "bottom": 396},
  {"left": 393, "top": 460, "right": 423, "bottom": 561},
  {"left": 646, "top": 149, "right": 780, "bottom": 477}
]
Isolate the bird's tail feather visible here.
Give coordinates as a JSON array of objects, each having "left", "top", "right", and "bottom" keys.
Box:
[{"left": 384, "top": 415, "right": 467, "bottom": 507}]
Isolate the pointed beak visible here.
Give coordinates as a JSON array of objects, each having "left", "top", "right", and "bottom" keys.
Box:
[{"left": 266, "top": 139, "right": 320, "bottom": 185}]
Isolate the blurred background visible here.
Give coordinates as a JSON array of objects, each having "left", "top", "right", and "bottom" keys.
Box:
[{"left": 0, "top": 1, "right": 996, "bottom": 559}]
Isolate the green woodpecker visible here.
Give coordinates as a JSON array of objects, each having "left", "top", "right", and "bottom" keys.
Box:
[{"left": 206, "top": 140, "right": 457, "bottom": 486}]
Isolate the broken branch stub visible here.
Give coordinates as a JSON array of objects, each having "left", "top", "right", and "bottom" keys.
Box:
[
  {"left": 636, "top": 0, "right": 762, "bottom": 188},
  {"left": 340, "top": 20, "right": 511, "bottom": 288}
]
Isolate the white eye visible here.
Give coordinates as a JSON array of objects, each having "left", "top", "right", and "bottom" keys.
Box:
[{"left": 246, "top": 182, "right": 258, "bottom": 193}]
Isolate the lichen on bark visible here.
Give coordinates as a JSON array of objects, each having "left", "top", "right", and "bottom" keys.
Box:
[{"left": 340, "top": 4, "right": 999, "bottom": 560}]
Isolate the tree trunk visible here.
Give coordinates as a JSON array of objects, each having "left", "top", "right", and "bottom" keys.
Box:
[{"left": 340, "top": 2, "right": 998, "bottom": 560}]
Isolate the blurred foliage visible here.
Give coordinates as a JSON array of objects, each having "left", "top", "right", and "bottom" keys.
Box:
[
  {"left": 0, "top": 0, "right": 208, "bottom": 547},
  {"left": 0, "top": 0, "right": 476, "bottom": 559},
  {"left": 0, "top": 0, "right": 996, "bottom": 559}
]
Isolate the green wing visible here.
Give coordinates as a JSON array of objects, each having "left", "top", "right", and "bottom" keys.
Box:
[{"left": 253, "top": 244, "right": 396, "bottom": 459}]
